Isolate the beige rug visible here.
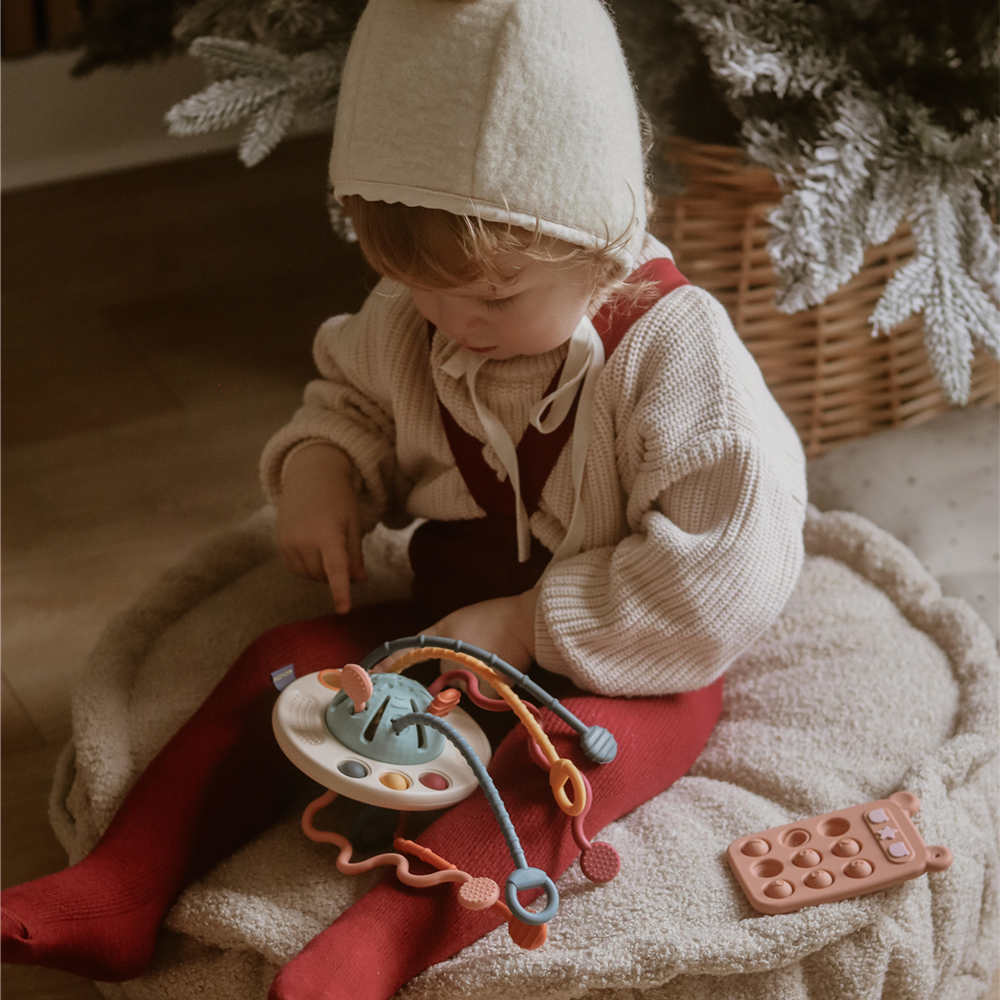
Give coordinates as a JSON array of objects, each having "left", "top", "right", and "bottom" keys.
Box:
[{"left": 50, "top": 504, "right": 999, "bottom": 999}]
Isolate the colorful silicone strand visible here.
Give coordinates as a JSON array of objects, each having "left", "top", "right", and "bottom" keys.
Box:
[{"left": 301, "top": 789, "right": 469, "bottom": 889}]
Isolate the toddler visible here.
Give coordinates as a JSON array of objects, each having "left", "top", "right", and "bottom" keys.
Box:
[{"left": 1, "top": 1, "right": 807, "bottom": 998}]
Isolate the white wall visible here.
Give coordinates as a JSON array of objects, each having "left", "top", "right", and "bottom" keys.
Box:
[{"left": 2, "top": 52, "right": 249, "bottom": 191}]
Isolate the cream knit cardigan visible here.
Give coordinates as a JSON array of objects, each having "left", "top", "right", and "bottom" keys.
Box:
[{"left": 261, "top": 235, "right": 808, "bottom": 696}]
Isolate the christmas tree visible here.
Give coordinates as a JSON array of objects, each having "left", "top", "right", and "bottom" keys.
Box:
[{"left": 74, "top": 0, "right": 999, "bottom": 403}]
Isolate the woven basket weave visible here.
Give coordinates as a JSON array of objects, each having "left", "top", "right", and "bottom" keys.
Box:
[{"left": 653, "top": 139, "right": 1000, "bottom": 457}]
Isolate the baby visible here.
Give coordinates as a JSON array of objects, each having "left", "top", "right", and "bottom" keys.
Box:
[{"left": 1, "top": 2, "right": 807, "bottom": 998}]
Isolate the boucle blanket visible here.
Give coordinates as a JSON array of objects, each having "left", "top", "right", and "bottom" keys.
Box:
[{"left": 50, "top": 505, "right": 999, "bottom": 1000}]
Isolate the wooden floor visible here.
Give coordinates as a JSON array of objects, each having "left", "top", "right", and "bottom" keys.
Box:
[{"left": 1, "top": 133, "right": 375, "bottom": 999}]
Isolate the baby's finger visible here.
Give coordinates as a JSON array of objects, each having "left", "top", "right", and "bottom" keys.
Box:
[
  {"left": 346, "top": 518, "right": 367, "bottom": 581},
  {"left": 283, "top": 546, "right": 317, "bottom": 581},
  {"left": 321, "top": 541, "right": 353, "bottom": 614}
]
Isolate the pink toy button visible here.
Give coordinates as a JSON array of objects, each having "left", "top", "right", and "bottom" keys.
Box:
[
  {"left": 844, "top": 859, "right": 873, "bottom": 878},
  {"left": 764, "top": 879, "right": 794, "bottom": 899},
  {"left": 867, "top": 808, "right": 889, "bottom": 824},
  {"left": 887, "top": 842, "right": 910, "bottom": 860},
  {"left": 875, "top": 826, "right": 899, "bottom": 840},
  {"left": 419, "top": 772, "right": 450, "bottom": 790},
  {"left": 833, "top": 838, "right": 861, "bottom": 857},
  {"left": 792, "top": 849, "right": 822, "bottom": 868},
  {"left": 804, "top": 869, "right": 834, "bottom": 889}
]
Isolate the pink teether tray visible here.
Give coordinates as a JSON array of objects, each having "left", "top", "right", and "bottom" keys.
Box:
[{"left": 727, "top": 790, "right": 953, "bottom": 914}]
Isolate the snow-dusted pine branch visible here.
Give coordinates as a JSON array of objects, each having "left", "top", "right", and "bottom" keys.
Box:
[
  {"left": 872, "top": 175, "right": 1000, "bottom": 402},
  {"left": 164, "top": 37, "right": 346, "bottom": 166}
]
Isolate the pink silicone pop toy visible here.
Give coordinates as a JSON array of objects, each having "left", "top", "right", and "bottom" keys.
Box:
[{"left": 727, "top": 790, "right": 952, "bottom": 915}]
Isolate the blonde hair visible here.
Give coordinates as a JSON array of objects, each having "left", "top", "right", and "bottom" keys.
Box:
[{"left": 340, "top": 194, "right": 660, "bottom": 315}]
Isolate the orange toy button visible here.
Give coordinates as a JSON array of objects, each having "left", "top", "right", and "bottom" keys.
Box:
[
  {"left": 380, "top": 772, "right": 411, "bottom": 790},
  {"left": 318, "top": 669, "right": 343, "bottom": 690}
]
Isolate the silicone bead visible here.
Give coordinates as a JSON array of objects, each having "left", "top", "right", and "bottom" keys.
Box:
[
  {"left": 844, "top": 859, "right": 873, "bottom": 878},
  {"left": 741, "top": 839, "right": 770, "bottom": 857},
  {"left": 579, "top": 725, "right": 617, "bottom": 763}
]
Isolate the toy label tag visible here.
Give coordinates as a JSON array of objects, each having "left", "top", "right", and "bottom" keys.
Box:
[{"left": 270, "top": 664, "right": 297, "bottom": 692}]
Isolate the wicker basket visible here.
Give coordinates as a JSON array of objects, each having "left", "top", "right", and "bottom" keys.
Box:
[{"left": 653, "top": 139, "right": 1000, "bottom": 458}]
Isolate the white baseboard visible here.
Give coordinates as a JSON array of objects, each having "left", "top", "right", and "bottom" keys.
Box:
[{"left": 1, "top": 51, "right": 321, "bottom": 191}]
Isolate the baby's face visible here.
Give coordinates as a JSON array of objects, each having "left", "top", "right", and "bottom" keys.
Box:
[{"left": 403, "top": 253, "right": 595, "bottom": 360}]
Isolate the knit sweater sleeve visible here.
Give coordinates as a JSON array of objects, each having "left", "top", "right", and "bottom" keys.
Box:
[
  {"left": 533, "top": 287, "right": 807, "bottom": 696},
  {"left": 258, "top": 278, "right": 401, "bottom": 530}
]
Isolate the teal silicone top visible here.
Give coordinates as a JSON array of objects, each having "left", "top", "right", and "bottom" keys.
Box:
[{"left": 324, "top": 673, "right": 445, "bottom": 765}]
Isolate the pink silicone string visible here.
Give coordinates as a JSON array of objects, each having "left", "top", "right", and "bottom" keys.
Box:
[
  {"left": 301, "top": 789, "right": 471, "bottom": 889},
  {"left": 432, "top": 668, "right": 596, "bottom": 851},
  {"left": 524, "top": 724, "right": 595, "bottom": 851},
  {"left": 429, "top": 669, "right": 542, "bottom": 715}
]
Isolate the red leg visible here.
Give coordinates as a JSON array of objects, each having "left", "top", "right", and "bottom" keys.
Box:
[
  {"left": 1, "top": 602, "right": 425, "bottom": 982},
  {"left": 269, "top": 676, "right": 724, "bottom": 1000}
]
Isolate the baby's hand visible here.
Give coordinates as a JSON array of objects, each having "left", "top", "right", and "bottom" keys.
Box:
[
  {"left": 276, "top": 444, "right": 366, "bottom": 613},
  {"left": 420, "top": 588, "right": 539, "bottom": 675}
]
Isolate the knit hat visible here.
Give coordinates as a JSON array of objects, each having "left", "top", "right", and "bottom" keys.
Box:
[{"left": 329, "top": 0, "right": 649, "bottom": 270}]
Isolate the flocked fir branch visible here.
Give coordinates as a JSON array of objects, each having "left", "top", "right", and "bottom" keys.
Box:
[
  {"left": 164, "top": 36, "right": 347, "bottom": 166},
  {"left": 73, "top": 0, "right": 999, "bottom": 402},
  {"left": 672, "top": 0, "right": 999, "bottom": 402}
]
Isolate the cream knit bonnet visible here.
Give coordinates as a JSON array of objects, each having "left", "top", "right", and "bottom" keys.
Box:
[{"left": 329, "top": 0, "right": 649, "bottom": 270}]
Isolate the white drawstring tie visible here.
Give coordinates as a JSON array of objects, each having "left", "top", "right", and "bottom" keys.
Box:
[{"left": 440, "top": 316, "right": 604, "bottom": 565}]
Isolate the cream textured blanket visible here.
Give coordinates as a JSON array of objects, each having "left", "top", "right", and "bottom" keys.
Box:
[{"left": 50, "top": 505, "right": 999, "bottom": 1000}]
